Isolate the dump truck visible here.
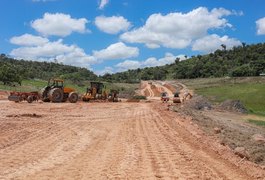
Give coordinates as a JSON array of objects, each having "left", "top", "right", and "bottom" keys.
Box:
[
  {"left": 39, "top": 78, "right": 78, "bottom": 103},
  {"left": 82, "top": 82, "right": 107, "bottom": 102}
]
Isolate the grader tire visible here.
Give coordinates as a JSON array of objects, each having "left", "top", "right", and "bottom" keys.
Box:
[
  {"left": 27, "top": 96, "right": 33, "bottom": 103},
  {"left": 68, "top": 92, "right": 78, "bottom": 103},
  {"left": 49, "top": 88, "right": 64, "bottom": 103}
]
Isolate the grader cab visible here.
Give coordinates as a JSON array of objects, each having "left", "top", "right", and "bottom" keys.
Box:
[
  {"left": 82, "top": 82, "right": 107, "bottom": 102},
  {"left": 39, "top": 78, "right": 78, "bottom": 103}
]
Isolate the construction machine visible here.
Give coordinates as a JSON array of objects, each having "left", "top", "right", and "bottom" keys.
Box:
[
  {"left": 107, "top": 89, "right": 119, "bottom": 102},
  {"left": 39, "top": 78, "right": 78, "bottom": 103},
  {"left": 173, "top": 92, "right": 181, "bottom": 103},
  {"left": 82, "top": 82, "right": 107, "bottom": 102},
  {"left": 161, "top": 92, "right": 169, "bottom": 103}
]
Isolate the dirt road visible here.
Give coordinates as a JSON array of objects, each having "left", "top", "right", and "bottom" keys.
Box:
[{"left": 1, "top": 100, "right": 264, "bottom": 179}]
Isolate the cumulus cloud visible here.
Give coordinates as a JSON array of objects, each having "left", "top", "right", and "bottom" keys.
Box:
[
  {"left": 99, "top": 0, "right": 109, "bottom": 10},
  {"left": 10, "top": 39, "right": 96, "bottom": 68},
  {"left": 192, "top": 34, "right": 241, "bottom": 53},
  {"left": 10, "top": 34, "right": 49, "bottom": 46},
  {"left": 31, "top": 13, "right": 88, "bottom": 37},
  {"left": 121, "top": 7, "right": 234, "bottom": 49},
  {"left": 93, "top": 42, "right": 139, "bottom": 60},
  {"left": 256, "top": 17, "right": 265, "bottom": 35},
  {"left": 95, "top": 16, "right": 131, "bottom": 34},
  {"left": 115, "top": 53, "right": 184, "bottom": 72},
  {"left": 116, "top": 60, "right": 141, "bottom": 70},
  {"left": 95, "top": 67, "right": 114, "bottom": 75}
]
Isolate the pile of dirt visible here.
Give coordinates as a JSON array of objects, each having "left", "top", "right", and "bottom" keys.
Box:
[
  {"left": 219, "top": 100, "right": 248, "bottom": 113},
  {"left": 183, "top": 95, "right": 212, "bottom": 110}
]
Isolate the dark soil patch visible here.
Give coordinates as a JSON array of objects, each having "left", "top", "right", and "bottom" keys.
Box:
[{"left": 6, "top": 113, "right": 42, "bottom": 118}]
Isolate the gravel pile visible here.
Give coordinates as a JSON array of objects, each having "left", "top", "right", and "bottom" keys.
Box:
[{"left": 219, "top": 100, "right": 248, "bottom": 113}]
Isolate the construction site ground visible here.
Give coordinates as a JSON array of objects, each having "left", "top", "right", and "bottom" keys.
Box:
[{"left": 0, "top": 81, "right": 265, "bottom": 179}]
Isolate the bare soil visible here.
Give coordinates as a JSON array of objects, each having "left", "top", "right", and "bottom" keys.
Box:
[{"left": 0, "top": 82, "right": 265, "bottom": 179}]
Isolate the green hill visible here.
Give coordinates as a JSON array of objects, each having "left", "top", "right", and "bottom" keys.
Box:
[
  {"left": 1, "top": 43, "right": 265, "bottom": 85},
  {"left": 102, "top": 43, "right": 265, "bottom": 83},
  {"left": 0, "top": 54, "right": 97, "bottom": 85}
]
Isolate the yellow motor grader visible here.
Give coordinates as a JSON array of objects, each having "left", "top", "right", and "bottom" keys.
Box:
[
  {"left": 39, "top": 78, "right": 78, "bottom": 103},
  {"left": 82, "top": 82, "right": 107, "bottom": 102}
]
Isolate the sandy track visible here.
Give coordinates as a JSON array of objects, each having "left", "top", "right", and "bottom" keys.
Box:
[{"left": 0, "top": 100, "right": 263, "bottom": 179}]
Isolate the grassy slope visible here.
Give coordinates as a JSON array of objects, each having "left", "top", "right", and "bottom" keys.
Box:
[{"left": 179, "top": 77, "right": 265, "bottom": 116}]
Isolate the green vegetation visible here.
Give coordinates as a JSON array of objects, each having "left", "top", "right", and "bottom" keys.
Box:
[
  {"left": 192, "top": 78, "right": 265, "bottom": 115},
  {"left": 132, "top": 95, "right": 147, "bottom": 100},
  {"left": 248, "top": 119, "right": 265, "bottom": 127},
  {"left": 0, "top": 79, "right": 137, "bottom": 98},
  {"left": 101, "top": 43, "right": 265, "bottom": 83},
  {"left": 0, "top": 54, "right": 97, "bottom": 85},
  {"left": 1, "top": 43, "right": 265, "bottom": 85}
]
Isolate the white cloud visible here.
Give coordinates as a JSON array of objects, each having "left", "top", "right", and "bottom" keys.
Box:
[
  {"left": 31, "top": 13, "right": 88, "bottom": 37},
  {"left": 116, "top": 60, "right": 141, "bottom": 70},
  {"left": 256, "top": 17, "right": 265, "bottom": 35},
  {"left": 115, "top": 53, "right": 183, "bottom": 72},
  {"left": 10, "top": 34, "right": 49, "bottom": 46},
  {"left": 10, "top": 39, "right": 96, "bottom": 68},
  {"left": 99, "top": 0, "right": 109, "bottom": 10},
  {"left": 93, "top": 42, "right": 139, "bottom": 60},
  {"left": 192, "top": 34, "right": 241, "bottom": 53},
  {"left": 121, "top": 7, "right": 233, "bottom": 49},
  {"left": 95, "top": 16, "right": 131, "bottom": 34},
  {"left": 95, "top": 67, "right": 114, "bottom": 75}
]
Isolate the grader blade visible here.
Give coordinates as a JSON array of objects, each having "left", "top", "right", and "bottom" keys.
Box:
[{"left": 8, "top": 95, "right": 20, "bottom": 102}]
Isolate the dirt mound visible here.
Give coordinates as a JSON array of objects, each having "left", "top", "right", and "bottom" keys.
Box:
[
  {"left": 219, "top": 100, "right": 248, "bottom": 113},
  {"left": 184, "top": 95, "right": 212, "bottom": 110}
]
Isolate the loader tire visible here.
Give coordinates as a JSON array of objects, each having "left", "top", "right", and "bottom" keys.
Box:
[
  {"left": 68, "top": 92, "right": 78, "bottom": 103},
  {"left": 39, "top": 87, "right": 50, "bottom": 102},
  {"left": 49, "top": 88, "right": 64, "bottom": 103}
]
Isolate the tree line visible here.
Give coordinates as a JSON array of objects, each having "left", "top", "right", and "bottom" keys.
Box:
[
  {"left": 0, "top": 54, "right": 97, "bottom": 85},
  {"left": 100, "top": 43, "right": 265, "bottom": 83}
]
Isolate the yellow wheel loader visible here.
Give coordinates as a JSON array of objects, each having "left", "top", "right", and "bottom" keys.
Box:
[{"left": 39, "top": 78, "right": 78, "bottom": 103}]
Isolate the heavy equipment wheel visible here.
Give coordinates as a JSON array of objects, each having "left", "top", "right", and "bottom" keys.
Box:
[
  {"left": 27, "top": 95, "right": 33, "bottom": 103},
  {"left": 48, "top": 88, "right": 64, "bottom": 103},
  {"left": 39, "top": 87, "right": 50, "bottom": 102},
  {"left": 82, "top": 97, "right": 90, "bottom": 102},
  {"left": 68, "top": 92, "right": 78, "bottom": 103}
]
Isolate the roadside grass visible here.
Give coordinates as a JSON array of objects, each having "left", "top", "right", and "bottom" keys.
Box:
[
  {"left": 179, "top": 77, "right": 265, "bottom": 116},
  {"left": 248, "top": 119, "right": 265, "bottom": 127},
  {"left": 0, "top": 79, "right": 138, "bottom": 97}
]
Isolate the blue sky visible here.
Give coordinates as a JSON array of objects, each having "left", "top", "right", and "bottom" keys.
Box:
[{"left": 0, "top": 0, "right": 265, "bottom": 75}]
